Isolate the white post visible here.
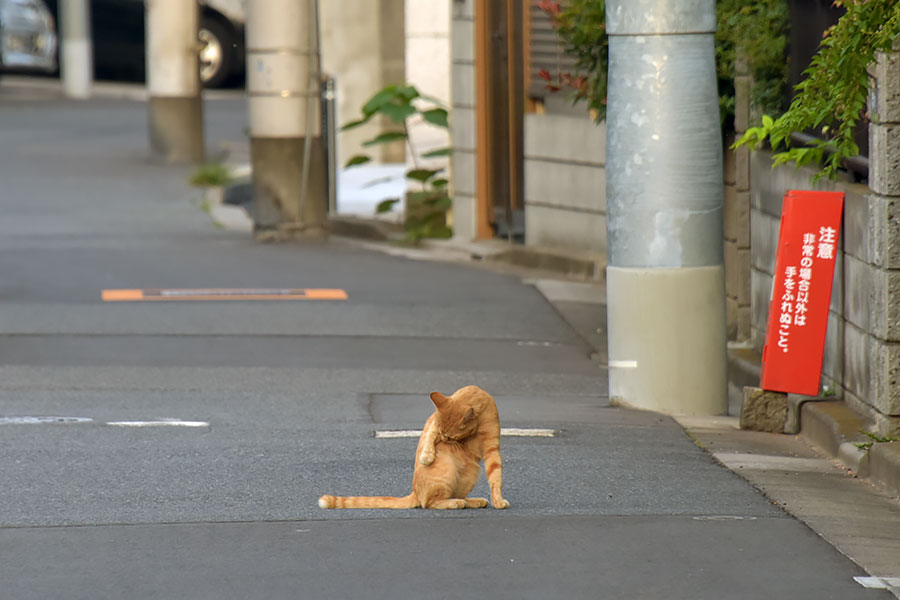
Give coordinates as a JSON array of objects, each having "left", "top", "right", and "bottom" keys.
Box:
[
  {"left": 60, "top": 0, "right": 92, "bottom": 99},
  {"left": 247, "top": 0, "right": 327, "bottom": 240},
  {"left": 146, "top": 0, "right": 204, "bottom": 163}
]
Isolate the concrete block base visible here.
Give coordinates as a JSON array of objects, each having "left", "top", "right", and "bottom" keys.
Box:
[
  {"left": 148, "top": 96, "right": 203, "bottom": 164},
  {"left": 740, "top": 386, "right": 788, "bottom": 432},
  {"left": 250, "top": 136, "right": 328, "bottom": 240}
]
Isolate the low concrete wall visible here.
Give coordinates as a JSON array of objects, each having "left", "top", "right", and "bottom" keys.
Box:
[
  {"left": 523, "top": 113, "right": 606, "bottom": 254},
  {"left": 750, "top": 150, "right": 899, "bottom": 435}
]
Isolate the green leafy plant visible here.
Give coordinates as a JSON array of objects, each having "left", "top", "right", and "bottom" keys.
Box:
[
  {"left": 854, "top": 429, "right": 898, "bottom": 452},
  {"left": 342, "top": 84, "right": 452, "bottom": 243},
  {"left": 715, "top": 0, "right": 789, "bottom": 125},
  {"left": 536, "top": 0, "right": 789, "bottom": 128},
  {"left": 189, "top": 162, "right": 233, "bottom": 187},
  {"left": 536, "top": 0, "right": 608, "bottom": 123},
  {"left": 736, "top": 0, "right": 900, "bottom": 181}
]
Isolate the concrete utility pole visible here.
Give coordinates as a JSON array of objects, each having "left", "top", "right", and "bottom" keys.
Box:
[
  {"left": 146, "top": 0, "right": 204, "bottom": 163},
  {"left": 247, "top": 0, "right": 327, "bottom": 240},
  {"left": 60, "top": 0, "right": 92, "bottom": 99},
  {"left": 604, "top": 0, "right": 727, "bottom": 415}
]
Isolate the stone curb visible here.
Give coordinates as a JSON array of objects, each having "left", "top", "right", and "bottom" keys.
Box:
[
  {"left": 328, "top": 214, "right": 607, "bottom": 280},
  {"left": 326, "top": 215, "right": 405, "bottom": 242},
  {"left": 480, "top": 245, "right": 606, "bottom": 281},
  {"left": 870, "top": 441, "right": 900, "bottom": 498},
  {"left": 801, "top": 401, "right": 900, "bottom": 500},
  {"left": 730, "top": 348, "right": 900, "bottom": 499}
]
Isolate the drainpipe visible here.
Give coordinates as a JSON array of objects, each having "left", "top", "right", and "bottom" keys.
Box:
[
  {"left": 247, "top": 0, "right": 327, "bottom": 241},
  {"left": 60, "top": 0, "right": 92, "bottom": 99},
  {"left": 604, "top": 0, "right": 727, "bottom": 415},
  {"left": 146, "top": 0, "right": 204, "bottom": 163}
]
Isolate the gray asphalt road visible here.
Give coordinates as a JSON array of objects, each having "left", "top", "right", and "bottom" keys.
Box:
[
  {"left": 0, "top": 79, "right": 891, "bottom": 599},
  {"left": 0, "top": 516, "right": 874, "bottom": 600}
]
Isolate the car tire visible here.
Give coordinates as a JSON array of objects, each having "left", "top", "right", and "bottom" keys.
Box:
[{"left": 199, "top": 16, "right": 235, "bottom": 88}]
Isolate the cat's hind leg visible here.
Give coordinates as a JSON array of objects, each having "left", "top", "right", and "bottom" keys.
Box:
[
  {"left": 428, "top": 498, "right": 467, "bottom": 509},
  {"left": 484, "top": 443, "right": 510, "bottom": 509},
  {"left": 424, "top": 497, "right": 488, "bottom": 509},
  {"left": 418, "top": 486, "right": 469, "bottom": 509}
]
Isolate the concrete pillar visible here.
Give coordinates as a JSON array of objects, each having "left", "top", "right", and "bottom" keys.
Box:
[
  {"left": 604, "top": 0, "right": 727, "bottom": 415},
  {"left": 60, "top": 0, "right": 92, "bottom": 99},
  {"left": 247, "top": 0, "right": 327, "bottom": 240},
  {"left": 146, "top": 0, "right": 204, "bottom": 163}
]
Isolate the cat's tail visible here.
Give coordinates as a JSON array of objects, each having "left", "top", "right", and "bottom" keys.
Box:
[{"left": 318, "top": 493, "right": 419, "bottom": 509}]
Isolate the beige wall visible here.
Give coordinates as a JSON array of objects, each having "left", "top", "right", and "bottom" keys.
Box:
[
  {"left": 449, "top": 0, "right": 477, "bottom": 240},
  {"left": 320, "top": 0, "right": 405, "bottom": 166},
  {"left": 405, "top": 0, "right": 451, "bottom": 168}
]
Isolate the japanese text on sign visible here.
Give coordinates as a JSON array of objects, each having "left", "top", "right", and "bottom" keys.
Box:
[{"left": 760, "top": 190, "right": 843, "bottom": 396}]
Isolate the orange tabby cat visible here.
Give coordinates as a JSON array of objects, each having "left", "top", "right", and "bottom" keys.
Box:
[{"left": 318, "top": 385, "right": 509, "bottom": 509}]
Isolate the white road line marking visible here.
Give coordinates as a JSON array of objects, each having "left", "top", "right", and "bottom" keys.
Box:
[
  {"left": 608, "top": 360, "right": 638, "bottom": 368},
  {"left": 0, "top": 416, "right": 93, "bottom": 425},
  {"left": 375, "top": 428, "right": 556, "bottom": 439},
  {"left": 374, "top": 430, "right": 422, "bottom": 438},
  {"left": 106, "top": 419, "right": 209, "bottom": 428},
  {"left": 501, "top": 428, "right": 556, "bottom": 437},
  {"left": 854, "top": 577, "right": 900, "bottom": 590},
  {"left": 0, "top": 416, "right": 210, "bottom": 428}
]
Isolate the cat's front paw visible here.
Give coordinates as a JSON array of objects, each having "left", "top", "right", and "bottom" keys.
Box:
[
  {"left": 419, "top": 449, "right": 435, "bottom": 465},
  {"left": 492, "top": 497, "right": 510, "bottom": 509}
]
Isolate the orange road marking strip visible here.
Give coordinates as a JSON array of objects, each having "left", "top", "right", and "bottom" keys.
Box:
[
  {"left": 102, "top": 288, "right": 348, "bottom": 302},
  {"left": 102, "top": 289, "right": 145, "bottom": 301},
  {"left": 303, "top": 289, "right": 349, "bottom": 300}
]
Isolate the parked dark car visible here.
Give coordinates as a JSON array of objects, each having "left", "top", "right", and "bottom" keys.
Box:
[{"left": 43, "top": 0, "right": 244, "bottom": 87}]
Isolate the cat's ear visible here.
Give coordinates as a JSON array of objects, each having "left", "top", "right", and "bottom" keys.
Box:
[
  {"left": 461, "top": 407, "right": 476, "bottom": 423},
  {"left": 430, "top": 392, "right": 450, "bottom": 409}
]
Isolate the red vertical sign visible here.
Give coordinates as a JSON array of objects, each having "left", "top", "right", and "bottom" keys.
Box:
[{"left": 760, "top": 190, "right": 843, "bottom": 396}]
